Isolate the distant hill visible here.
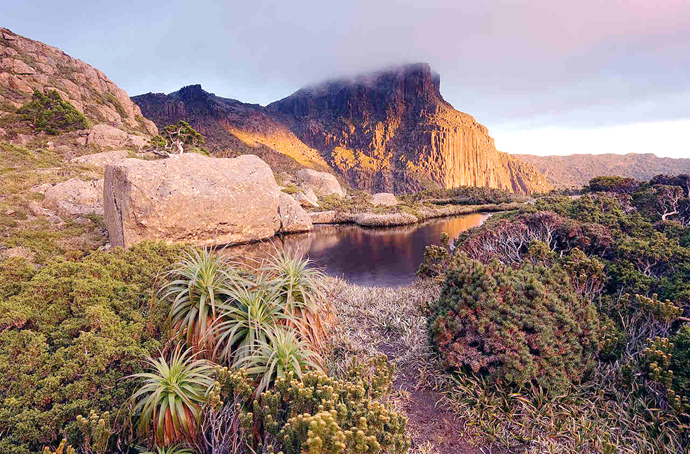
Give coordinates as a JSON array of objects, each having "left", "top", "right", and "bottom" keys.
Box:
[
  {"left": 135, "top": 64, "right": 552, "bottom": 195},
  {"left": 514, "top": 153, "right": 690, "bottom": 189}
]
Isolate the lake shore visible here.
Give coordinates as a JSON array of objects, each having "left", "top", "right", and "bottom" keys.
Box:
[{"left": 308, "top": 201, "right": 523, "bottom": 227}]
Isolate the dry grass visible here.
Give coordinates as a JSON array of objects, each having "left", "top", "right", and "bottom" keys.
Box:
[{"left": 322, "top": 276, "right": 440, "bottom": 377}]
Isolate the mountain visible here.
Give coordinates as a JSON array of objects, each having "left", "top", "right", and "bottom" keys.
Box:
[
  {"left": 515, "top": 153, "right": 690, "bottom": 189},
  {"left": 134, "top": 64, "right": 552, "bottom": 194},
  {"left": 0, "top": 27, "right": 156, "bottom": 138},
  {"left": 132, "top": 85, "right": 330, "bottom": 172}
]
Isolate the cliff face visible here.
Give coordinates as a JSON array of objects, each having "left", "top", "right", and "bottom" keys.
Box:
[
  {"left": 515, "top": 153, "right": 690, "bottom": 189},
  {"left": 0, "top": 27, "right": 156, "bottom": 136},
  {"left": 132, "top": 85, "right": 330, "bottom": 172},
  {"left": 268, "top": 63, "right": 551, "bottom": 194},
  {"left": 134, "top": 64, "right": 551, "bottom": 194}
]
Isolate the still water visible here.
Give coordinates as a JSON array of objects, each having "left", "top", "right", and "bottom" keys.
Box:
[{"left": 226, "top": 213, "right": 490, "bottom": 287}]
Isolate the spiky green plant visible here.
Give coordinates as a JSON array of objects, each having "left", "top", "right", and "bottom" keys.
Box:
[
  {"left": 130, "top": 347, "right": 215, "bottom": 446},
  {"left": 239, "top": 327, "right": 323, "bottom": 393},
  {"left": 160, "top": 248, "right": 243, "bottom": 351},
  {"left": 262, "top": 252, "right": 332, "bottom": 350},
  {"left": 208, "top": 284, "right": 290, "bottom": 366},
  {"left": 137, "top": 445, "right": 194, "bottom": 454}
]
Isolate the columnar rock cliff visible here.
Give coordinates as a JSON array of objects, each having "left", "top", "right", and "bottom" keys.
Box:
[
  {"left": 268, "top": 63, "right": 551, "bottom": 194},
  {"left": 134, "top": 65, "right": 552, "bottom": 194},
  {"left": 0, "top": 27, "right": 156, "bottom": 136}
]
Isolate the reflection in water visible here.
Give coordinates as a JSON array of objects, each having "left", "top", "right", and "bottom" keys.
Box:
[{"left": 223, "top": 213, "right": 489, "bottom": 287}]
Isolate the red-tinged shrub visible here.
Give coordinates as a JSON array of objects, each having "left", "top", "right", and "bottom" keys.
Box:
[{"left": 428, "top": 254, "right": 601, "bottom": 394}]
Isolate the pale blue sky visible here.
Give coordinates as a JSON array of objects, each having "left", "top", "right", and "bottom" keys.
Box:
[{"left": 2, "top": 0, "right": 689, "bottom": 158}]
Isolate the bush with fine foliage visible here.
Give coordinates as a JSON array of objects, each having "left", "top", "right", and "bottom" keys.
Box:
[
  {"left": 17, "top": 90, "right": 89, "bottom": 135},
  {"left": 428, "top": 255, "right": 601, "bottom": 394},
  {"left": 0, "top": 242, "right": 184, "bottom": 454}
]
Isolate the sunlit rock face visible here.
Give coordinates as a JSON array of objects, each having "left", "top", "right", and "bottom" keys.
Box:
[{"left": 268, "top": 63, "right": 552, "bottom": 194}]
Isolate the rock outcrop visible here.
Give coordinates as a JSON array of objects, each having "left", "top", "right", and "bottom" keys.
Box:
[
  {"left": 43, "top": 178, "right": 103, "bottom": 217},
  {"left": 295, "top": 169, "right": 346, "bottom": 197},
  {"left": 0, "top": 27, "right": 156, "bottom": 137},
  {"left": 104, "top": 154, "right": 311, "bottom": 247},
  {"left": 293, "top": 188, "right": 319, "bottom": 208},
  {"left": 278, "top": 193, "right": 313, "bottom": 233},
  {"left": 515, "top": 153, "right": 690, "bottom": 189},
  {"left": 71, "top": 149, "right": 129, "bottom": 171},
  {"left": 371, "top": 193, "right": 398, "bottom": 206}
]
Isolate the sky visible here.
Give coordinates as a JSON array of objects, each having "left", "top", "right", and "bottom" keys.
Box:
[{"left": 1, "top": 0, "right": 689, "bottom": 158}]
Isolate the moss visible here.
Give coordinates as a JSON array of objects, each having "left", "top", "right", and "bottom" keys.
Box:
[{"left": 281, "top": 183, "right": 299, "bottom": 194}]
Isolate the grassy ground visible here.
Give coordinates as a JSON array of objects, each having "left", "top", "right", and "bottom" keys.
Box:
[
  {"left": 0, "top": 141, "right": 108, "bottom": 263},
  {"left": 323, "top": 277, "right": 487, "bottom": 454}
]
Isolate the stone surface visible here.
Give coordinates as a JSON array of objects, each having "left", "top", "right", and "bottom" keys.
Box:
[
  {"left": 278, "top": 193, "right": 312, "bottom": 233},
  {"left": 293, "top": 188, "right": 319, "bottom": 208},
  {"left": 309, "top": 210, "right": 337, "bottom": 224},
  {"left": 371, "top": 192, "right": 398, "bottom": 206},
  {"left": 43, "top": 178, "right": 103, "bottom": 216},
  {"left": 71, "top": 150, "right": 129, "bottom": 171},
  {"left": 104, "top": 154, "right": 283, "bottom": 247},
  {"left": 0, "top": 27, "right": 157, "bottom": 136},
  {"left": 296, "top": 169, "right": 346, "bottom": 197}
]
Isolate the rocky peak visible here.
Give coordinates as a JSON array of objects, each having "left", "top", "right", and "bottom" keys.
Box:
[
  {"left": 271, "top": 63, "right": 443, "bottom": 122},
  {"left": 0, "top": 27, "right": 156, "bottom": 137},
  {"left": 267, "top": 64, "right": 551, "bottom": 194}
]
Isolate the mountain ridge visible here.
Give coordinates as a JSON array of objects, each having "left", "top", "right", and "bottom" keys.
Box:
[{"left": 134, "top": 64, "right": 552, "bottom": 194}]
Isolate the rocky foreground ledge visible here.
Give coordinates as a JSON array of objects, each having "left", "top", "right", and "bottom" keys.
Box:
[{"left": 104, "top": 153, "right": 312, "bottom": 247}]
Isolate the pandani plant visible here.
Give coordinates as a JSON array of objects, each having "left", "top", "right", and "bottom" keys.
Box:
[
  {"left": 160, "top": 248, "right": 249, "bottom": 353},
  {"left": 237, "top": 327, "right": 323, "bottom": 394},
  {"left": 261, "top": 251, "right": 333, "bottom": 351},
  {"left": 129, "top": 346, "right": 215, "bottom": 446}
]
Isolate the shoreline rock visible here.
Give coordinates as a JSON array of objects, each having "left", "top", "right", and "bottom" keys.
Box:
[{"left": 104, "top": 154, "right": 312, "bottom": 248}]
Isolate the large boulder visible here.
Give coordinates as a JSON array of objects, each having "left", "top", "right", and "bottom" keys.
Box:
[
  {"left": 278, "top": 193, "right": 312, "bottom": 233},
  {"left": 71, "top": 150, "right": 129, "bottom": 171},
  {"left": 371, "top": 192, "right": 398, "bottom": 206},
  {"left": 296, "top": 169, "right": 346, "bottom": 197},
  {"left": 104, "top": 154, "right": 288, "bottom": 247},
  {"left": 43, "top": 178, "right": 103, "bottom": 217}
]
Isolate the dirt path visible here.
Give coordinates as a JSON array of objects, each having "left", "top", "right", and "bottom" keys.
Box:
[{"left": 327, "top": 279, "right": 487, "bottom": 454}]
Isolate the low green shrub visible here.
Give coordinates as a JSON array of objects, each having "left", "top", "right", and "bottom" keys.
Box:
[
  {"left": 209, "top": 355, "right": 408, "bottom": 454},
  {"left": 0, "top": 242, "right": 184, "bottom": 454},
  {"left": 428, "top": 254, "right": 601, "bottom": 394}
]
